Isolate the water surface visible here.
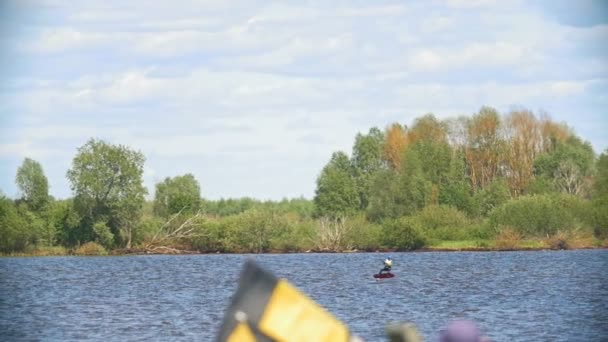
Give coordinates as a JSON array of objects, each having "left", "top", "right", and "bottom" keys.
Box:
[{"left": 1, "top": 250, "right": 607, "bottom": 341}]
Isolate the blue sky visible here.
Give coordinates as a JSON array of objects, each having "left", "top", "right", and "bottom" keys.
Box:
[{"left": 0, "top": 0, "right": 607, "bottom": 201}]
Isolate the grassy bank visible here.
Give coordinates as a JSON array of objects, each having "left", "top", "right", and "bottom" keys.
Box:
[
  {"left": 3, "top": 238, "right": 606, "bottom": 257},
  {"left": 425, "top": 238, "right": 607, "bottom": 251}
]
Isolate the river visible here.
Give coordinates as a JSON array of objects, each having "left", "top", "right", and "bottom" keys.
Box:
[{"left": 1, "top": 250, "right": 606, "bottom": 341}]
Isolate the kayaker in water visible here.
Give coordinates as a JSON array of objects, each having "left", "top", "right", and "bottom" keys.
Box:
[{"left": 379, "top": 256, "right": 392, "bottom": 275}]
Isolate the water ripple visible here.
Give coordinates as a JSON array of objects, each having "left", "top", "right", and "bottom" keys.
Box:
[{"left": 0, "top": 251, "right": 607, "bottom": 341}]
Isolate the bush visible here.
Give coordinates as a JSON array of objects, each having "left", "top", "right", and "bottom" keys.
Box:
[
  {"left": 592, "top": 199, "right": 608, "bottom": 239},
  {"left": 269, "top": 216, "right": 314, "bottom": 252},
  {"left": 73, "top": 242, "right": 107, "bottom": 256},
  {"left": 346, "top": 215, "right": 383, "bottom": 251},
  {"left": 0, "top": 197, "right": 30, "bottom": 253},
  {"left": 488, "top": 194, "right": 592, "bottom": 237},
  {"left": 544, "top": 230, "right": 595, "bottom": 250},
  {"left": 382, "top": 217, "right": 426, "bottom": 251},
  {"left": 26, "top": 246, "right": 69, "bottom": 256},
  {"left": 466, "top": 222, "right": 495, "bottom": 240},
  {"left": 190, "top": 218, "right": 226, "bottom": 252},
  {"left": 409, "top": 205, "right": 473, "bottom": 241},
  {"left": 134, "top": 216, "right": 164, "bottom": 247},
  {"left": 412, "top": 205, "right": 469, "bottom": 230},
  {"left": 494, "top": 227, "right": 523, "bottom": 250},
  {"left": 191, "top": 209, "right": 314, "bottom": 253},
  {"left": 93, "top": 221, "right": 114, "bottom": 249},
  {"left": 472, "top": 178, "right": 511, "bottom": 217}
]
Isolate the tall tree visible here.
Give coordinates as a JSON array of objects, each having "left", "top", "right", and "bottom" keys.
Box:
[
  {"left": 15, "top": 158, "right": 49, "bottom": 212},
  {"left": 539, "top": 112, "right": 571, "bottom": 152},
  {"left": 0, "top": 194, "right": 31, "bottom": 252},
  {"left": 534, "top": 136, "right": 595, "bottom": 197},
  {"left": 504, "top": 109, "right": 541, "bottom": 196},
  {"left": 351, "top": 127, "right": 385, "bottom": 209},
  {"left": 154, "top": 174, "right": 202, "bottom": 218},
  {"left": 444, "top": 116, "right": 469, "bottom": 152},
  {"left": 408, "top": 113, "right": 447, "bottom": 144},
  {"left": 407, "top": 114, "right": 451, "bottom": 203},
  {"left": 383, "top": 123, "right": 409, "bottom": 170},
  {"left": 472, "top": 177, "right": 511, "bottom": 217},
  {"left": 367, "top": 148, "right": 432, "bottom": 221},
  {"left": 438, "top": 151, "right": 474, "bottom": 214},
  {"left": 465, "top": 106, "right": 504, "bottom": 191},
  {"left": 314, "top": 151, "right": 360, "bottom": 218},
  {"left": 592, "top": 150, "right": 608, "bottom": 238},
  {"left": 67, "top": 139, "right": 147, "bottom": 248}
]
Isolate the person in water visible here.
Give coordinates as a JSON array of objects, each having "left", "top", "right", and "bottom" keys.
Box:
[
  {"left": 379, "top": 256, "right": 392, "bottom": 274},
  {"left": 438, "top": 319, "right": 491, "bottom": 342}
]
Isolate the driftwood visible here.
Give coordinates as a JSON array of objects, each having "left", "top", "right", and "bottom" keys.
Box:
[
  {"left": 311, "top": 216, "right": 353, "bottom": 252},
  {"left": 143, "top": 207, "right": 206, "bottom": 253},
  {"left": 145, "top": 246, "right": 198, "bottom": 254}
]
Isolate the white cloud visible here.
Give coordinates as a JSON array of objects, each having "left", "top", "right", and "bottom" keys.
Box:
[
  {"left": 393, "top": 80, "right": 592, "bottom": 110},
  {"left": 3, "top": 0, "right": 607, "bottom": 200},
  {"left": 22, "top": 27, "right": 107, "bottom": 53},
  {"left": 408, "top": 50, "right": 443, "bottom": 71},
  {"left": 407, "top": 42, "right": 526, "bottom": 72},
  {"left": 0, "top": 141, "right": 66, "bottom": 159},
  {"left": 458, "top": 42, "right": 525, "bottom": 66},
  {"left": 420, "top": 16, "right": 454, "bottom": 33},
  {"left": 445, "top": 0, "right": 500, "bottom": 8},
  {"left": 550, "top": 81, "right": 587, "bottom": 96}
]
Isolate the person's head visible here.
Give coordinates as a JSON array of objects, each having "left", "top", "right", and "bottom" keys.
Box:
[
  {"left": 387, "top": 256, "right": 391, "bottom": 260},
  {"left": 438, "top": 320, "right": 490, "bottom": 342}
]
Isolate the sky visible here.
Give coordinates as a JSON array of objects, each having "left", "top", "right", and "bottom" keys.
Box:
[{"left": 0, "top": 0, "right": 607, "bottom": 201}]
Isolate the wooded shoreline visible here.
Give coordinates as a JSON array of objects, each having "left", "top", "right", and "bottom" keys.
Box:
[
  {"left": 2, "top": 109, "right": 607, "bottom": 257},
  {"left": 3, "top": 240, "right": 606, "bottom": 257}
]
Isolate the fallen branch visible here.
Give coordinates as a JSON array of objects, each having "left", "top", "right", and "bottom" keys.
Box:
[{"left": 144, "top": 207, "right": 207, "bottom": 251}]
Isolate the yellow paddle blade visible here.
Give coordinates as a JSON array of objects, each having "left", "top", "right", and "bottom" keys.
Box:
[{"left": 216, "top": 260, "right": 351, "bottom": 342}]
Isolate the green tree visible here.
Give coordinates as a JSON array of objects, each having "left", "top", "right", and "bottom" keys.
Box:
[
  {"left": 314, "top": 151, "right": 360, "bottom": 218},
  {"left": 465, "top": 107, "right": 505, "bottom": 191},
  {"left": 472, "top": 178, "right": 511, "bottom": 217},
  {"left": 381, "top": 217, "right": 426, "bottom": 251},
  {"left": 534, "top": 136, "right": 595, "bottom": 197},
  {"left": 592, "top": 150, "right": 608, "bottom": 238},
  {"left": 0, "top": 195, "right": 29, "bottom": 252},
  {"left": 15, "top": 158, "right": 49, "bottom": 212},
  {"left": 66, "top": 139, "right": 147, "bottom": 248},
  {"left": 438, "top": 152, "right": 474, "bottom": 214},
  {"left": 367, "top": 148, "right": 432, "bottom": 221},
  {"left": 154, "top": 174, "right": 202, "bottom": 217},
  {"left": 489, "top": 194, "right": 592, "bottom": 237},
  {"left": 351, "top": 127, "right": 385, "bottom": 209}
]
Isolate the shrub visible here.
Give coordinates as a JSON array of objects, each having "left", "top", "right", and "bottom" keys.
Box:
[
  {"left": 26, "top": 246, "right": 69, "bottom": 256},
  {"left": 93, "top": 221, "right": 114, "bottom": 249},
  {"left": 466, "top": 222, "right": 496, "bottom": 240},
  {"left": 190, "top": 218, "right": 225, "bottom": 252},
  {"left": 73, "top": 242, "right": 107, "bottom": 256},
  {"left": 409, "top": 205, "right": 471, "bottom": 241},
  {"left": 382, "top": 217, "right": 426, "bottom": 251},
  {"left": 544, "top": 230, "right": 595, "bottom": 250},
  {"left": 592, "top": 199, "right": 608, "bottom": 239},
  {"left": 269, "top": 217, "right": 315, "bottom": 252},
  {"left": 0, "top": 197, "right": 30, "bottom": 253},
  {"left": 192, "top": 209, "right": 314, "bottom": 253},
  {"left": 412, "top": 205, "right": 469, "bottom": 229},
  {"left": 345, "top": 215, "right": 382, "bottom": 251},
  {"left": 488, "top": 194, "right": 592, "bottom": 237},
  {"left": 495, "top": 228, "right": 523, "bottom": 250},
  {"left": 134, "top": 216, "right": 164, "bottom": 247},
  {"left": 472, "top": 178, "right": 511, "bottom": 217}
]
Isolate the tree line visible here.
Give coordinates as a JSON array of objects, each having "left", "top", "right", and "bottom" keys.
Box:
[{"left": 1, "top": 107, "right": 607, "bottom": 255}]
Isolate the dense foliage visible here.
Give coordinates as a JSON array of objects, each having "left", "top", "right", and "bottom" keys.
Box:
[{"left": 1, "top": 108, "right": 606, "bottom": 254}]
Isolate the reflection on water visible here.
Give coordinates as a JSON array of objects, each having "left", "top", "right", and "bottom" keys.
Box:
[{"left": 1, "top": 250, "right": 607, "bottom": 341}]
